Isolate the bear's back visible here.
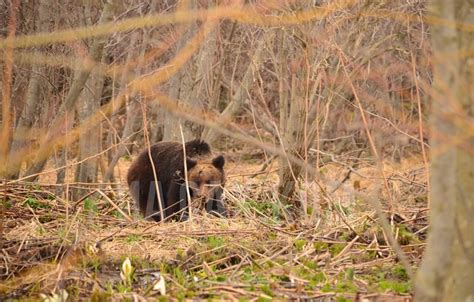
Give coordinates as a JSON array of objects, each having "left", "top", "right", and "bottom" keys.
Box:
[{"left": 127, "top": 140, "right": 211, "bottom": 185}]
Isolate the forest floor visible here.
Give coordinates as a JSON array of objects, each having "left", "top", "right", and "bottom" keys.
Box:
[{"left": 1, "top": 143, "right": 428, "bottom": 301}]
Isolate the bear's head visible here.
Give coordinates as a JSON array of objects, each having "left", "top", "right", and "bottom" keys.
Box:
[{"left": 185, "top": 155, "right": 225, "bottom": 207}]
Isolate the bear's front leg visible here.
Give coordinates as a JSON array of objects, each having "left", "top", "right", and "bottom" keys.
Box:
[
  {"left": 166, "top": 181, "right": 190, "bottom": 221},
  {"left": 205, "top": 186, "right": 227, "bottom": 218}
]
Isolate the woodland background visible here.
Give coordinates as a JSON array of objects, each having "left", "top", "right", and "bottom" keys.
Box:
[{"left": 1, "top": 0, "right": 473, "bottom": 301}]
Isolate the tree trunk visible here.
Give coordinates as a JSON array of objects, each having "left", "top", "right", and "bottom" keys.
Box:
[
  {"left": 54, "top": 140, "right": 70, "bottom": 196},
  {"left": 73, "top": 69, "right": 105, "bottom": 197},
  {"left": 22, "top": 0, "right": 117, "bottom": 181},
  {"left": 0, "top": 0, "right": 19, "bottom": 178},
  {"left": 163, "top": 0, "right": 221, "bottom": 142},
  {"left": 72, "top": 1, "right": 107, "bottom": 197},
  {"left": 272, "top": 29, "right": 311, "bottom": 207},
  {"left": 163, "top": 1, "right": 198, "bottom": 142},
  {"left": 103, "top": 32, "right": 140, "bottom": 183},
  {"left": 414, "top": 1, "right": 474, "bottom": 301},
  {"left": 202, "top": 34, "right": 267, "bottom": 145},
  {"left": 102, "top": 97, "right": 140, "bottom": 183},
  {"left": 5, "top": 0, "right": 51, "bottom": 180},
  {"left": 277, "top": 68, "right": 306, "bottom": 207},
  {"left": 103, "top": 23, "right": 153, "bottom": 183}
]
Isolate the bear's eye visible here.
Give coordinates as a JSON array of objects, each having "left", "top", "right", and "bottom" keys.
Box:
[
  {"left": 194, "top": 181, "right": 201, "bottom": 186},
  {"left": 205, "top": 180, "right": 211, "bottom": 185}
]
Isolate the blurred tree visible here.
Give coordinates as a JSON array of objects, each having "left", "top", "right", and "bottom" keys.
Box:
[
  {"left": 0, "top": 0, "right": 19, "bottom": 178},
  {"left": 5, "top": 0, "right": 51, "bottom": 180},
  {"left": 275, "top": 28, "right": 308, "bottom": 208},
  {"left": 73, "top": 2, "right": 109, "bottom": 196},
  {"left": 269, "top": 25, "right": 322, "bottom": 210},
  {"left": 22, "top": 0, "right": 117, "bottom": 181},
  {"left": 103, "top": 6, "right": 157, "bottom": 183},
  {"left": 163, "top": 0, "right": 207, "bottom": 141},
  {"left": 415, "top": 0, "right": 474, "bottom": 301},
  {"left": 202, "top": 34, "right": 267, "bottom": 145}
]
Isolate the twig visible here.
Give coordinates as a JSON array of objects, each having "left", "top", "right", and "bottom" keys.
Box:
[{"left": 96, "top": 189, "right": 132, "bottom": 222}]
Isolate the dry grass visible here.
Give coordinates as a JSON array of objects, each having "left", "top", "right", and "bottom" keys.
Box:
[{"left": 1, "top": 152, "right": 427, "bottom": 301}]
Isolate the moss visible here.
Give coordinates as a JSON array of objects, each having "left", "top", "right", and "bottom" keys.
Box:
[
  {"left": 260, "top": 284, "right": 274, "bottom": 297},
  {"left": 242, "top": 267, "right": 254, "bottom": 282},
  {"left": 125, "top": 234, "right": 143, "bottom": 244},
  {"left": 321, "top": 283, "right": 333, "bottom": 292},
  {"left": 345, "top": 268, "right": 354, "bottom": 281},
  {"left": 334, "top": 280, "right": 358, "bottom": 293},
  {"left": 35, "top": 225, "right": 46, "bottom": 236},
  {"left": 397, "top": 225, "right": 420, "bottom": 245},
  {"left": 361, "top": 265, "right": 413, "bottom": 294},
  {"left": 335, "top": 296, "right": 352, "bottom": 302},
  {"left": 25, "top": 197, "right": 49, "bottom": 209},
  {"left": 83, "top": 198, "right": 98, "bottom": 215},
  {"left": 206, "top": 235, "right": 227, "bottom": 249},
  {"left": 112, "top": 210, "right": 124, "bottom": 219},
  {"left": 338, "top": 231, "right": 352, "bottom": 241},
  {"left": 268, "top": 232, "right": 278, "bottom": 240},
  {"left": 272, "top": 274, "right": 290, "bottom": 283},
  {"left": 176, "top": 248, "right": 185, "bottom": 260},
  {"left": 295, "top": 266, "right": 326, "bottom": 289},
  {"left": 38, "top": 213, "right": 54, "bottom": 223},
  {"left": 83, "top": 256, "right": 102, "bottom": 273},
  {"left": 414, "top": 195, "right": 427, "bottom": 204},
  {"left": 173, "top": 267, "right": 187, "bottom": 286},
  {"left": 378, "top": 280, "right": 411, "bottom": 294},
  {"left": 90, "top": 290, "right": 113, "bottom": 302},
  {"left": 3, "top": 199, "right": 13, "bottom": 209},
  {"left": 293, "top": 239, "right": 307, "bottom": 252},
  {"left": 302, "top": 259, "right": 318, "bottom": 270},
  {"left": 213, "top": 274, "right": 227, "bottom": 282},
  {"left": 244, "top": 199, "right": 282, "bottom": 221},
  {"left": 313, "top": 241, "right": 328, "bottom": 252},
  {"left": 307, "top": 271, "right": 327, "bottom": 289},
  {"left": 391, "top": 265, "right": 409, "bottom": 281},
  {"left": 329, "top": 243, "right": 346, "bottom": 256},
  {"left": 321, "top": 270, "right": 359, "bottom": 293}
]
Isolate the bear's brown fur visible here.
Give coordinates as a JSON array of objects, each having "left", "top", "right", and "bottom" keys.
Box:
[{"left": 127, "top": 139, "right": 226, "bottom": 221}]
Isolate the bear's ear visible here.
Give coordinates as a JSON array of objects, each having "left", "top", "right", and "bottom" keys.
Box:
[
  {"left": 212, "top": 155, "right": 225, "bottom": 169},
  {"left": 186, "top": 157, "right": 197, "bottom": 170}
]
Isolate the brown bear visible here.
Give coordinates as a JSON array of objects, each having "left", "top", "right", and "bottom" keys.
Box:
[{"left": 127, "top": 139, "right": 226, "bottom": 222}]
